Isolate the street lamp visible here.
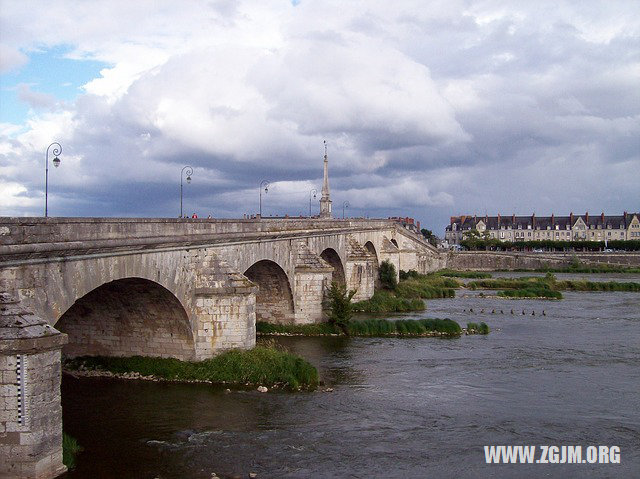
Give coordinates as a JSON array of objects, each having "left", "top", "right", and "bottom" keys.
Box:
[
  {"left": 180, "top": 166, "right": 193, "bottom": 218},
  {"left": 45, "top": 142, "right": 62, "bottom": 217},
  {"left": 342, "top": 201, "right": 350, "bottom": 219},
  {"left": 259, "top": 180, "right": 270, "bottom": 217},
  {"left": 309, "top": 188, "right": 317, "bottom": 217}
]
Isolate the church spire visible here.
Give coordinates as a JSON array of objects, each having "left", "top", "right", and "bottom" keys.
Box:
[{"left": 319, "top": 140, "right": 332, "bottom": 218}]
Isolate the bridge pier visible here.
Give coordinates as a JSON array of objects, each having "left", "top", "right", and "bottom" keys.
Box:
[
  {"left": 192, "top": 256, "right": 258, "bottom": 359},
  {"left": 292, "top": 244, "right": 333, "bottom": 324},
  {"left": 346, "top": 238, "right": 376, "bottom": 302},
  {"left": 0, "top": 292, "right": 67, "bottom": 479}
]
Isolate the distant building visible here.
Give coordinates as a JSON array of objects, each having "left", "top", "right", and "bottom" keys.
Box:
[
  {"left": 445, "top": 212, "right": 640, "bottom": 245},
  {"left": 388, "top": 216, "right": 421, "bottom": 235}
]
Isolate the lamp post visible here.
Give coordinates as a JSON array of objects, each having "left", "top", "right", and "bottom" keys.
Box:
[
  {"left": 44, "top": 142, "right": 62, "bottom": 217},
  {"left": 309, "top": 188, "right": 317, "bottom": 217},
  {"left": 259, "top": 180, "right": 270, "bottom": 217},
  {"left": 342, "top": 200, "right": 350, "bottom": 219},
  {"left": 180, "top": 166, "right": 193, "bottom": 218}
]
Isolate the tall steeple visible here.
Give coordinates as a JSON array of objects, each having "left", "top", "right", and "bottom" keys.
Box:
[{"left": 319, "top": 140, "right": 332, "bottom": 218}]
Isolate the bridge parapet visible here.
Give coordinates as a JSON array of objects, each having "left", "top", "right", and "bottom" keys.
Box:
[{"left": 0, "top": 217, "right": 424, "bottom": 264}]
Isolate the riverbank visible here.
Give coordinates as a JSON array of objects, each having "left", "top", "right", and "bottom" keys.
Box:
[
  {"left": 257, "top": 318, "right": 489, "bottom": 337},
  {"left": 63, "top": 345, "right": 318, "bottom": 390}
]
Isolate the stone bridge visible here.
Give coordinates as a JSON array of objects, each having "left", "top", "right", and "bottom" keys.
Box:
[{"left": 0, "top": 216, "right": 442, "bottom": 478}]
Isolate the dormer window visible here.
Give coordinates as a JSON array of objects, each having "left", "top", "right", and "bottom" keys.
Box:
[
  {"left": 527, "top": 225, "right": 531, "bottom": 229},
  {"left": 555, "top": 225, "right": 559, "bottom": 230}
]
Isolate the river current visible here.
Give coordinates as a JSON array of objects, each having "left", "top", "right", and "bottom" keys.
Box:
[{"left": 62, "top": 274, "right": 640, "bottom": 478}]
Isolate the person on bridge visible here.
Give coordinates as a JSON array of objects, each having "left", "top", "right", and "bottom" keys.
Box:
[{"left": 192, "top": 213, "right": 198, "bottom": 219}]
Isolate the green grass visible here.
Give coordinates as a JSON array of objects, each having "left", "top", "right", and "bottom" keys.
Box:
[
  {"left": 352, "top": 272, "right": 459, "bottom": 313},
  {"left": 352, "top": 290, "right": 426, "bottom": 313},
  {"left": 466, "top": 322, "right": 490, "bottom": 334},
  {"left": 554, "top": 280, "right": 640, "bottom": 292},
  {"left": 65, "top": 346, "right": 318, "bottom": 390},
  {"left": 349, "top": 318, "right": 462, "bottom": 336},
  {"left": 62, "top": 433, "right": 82, "bottom": 470},
  {"left": 468, "top": 274, "right": 640, "bottom": 295},
  {"left": 258, "top": 318, "right": 465, "bottom": 337}
]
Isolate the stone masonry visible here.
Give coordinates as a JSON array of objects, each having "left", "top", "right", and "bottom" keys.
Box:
[{"left": 0, "top": 292, "right": 67, "bottom": 479}]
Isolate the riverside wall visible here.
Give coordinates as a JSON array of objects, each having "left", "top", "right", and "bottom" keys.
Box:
[{"left": 446, "top": 251, "right": 640, "bottom": 271}]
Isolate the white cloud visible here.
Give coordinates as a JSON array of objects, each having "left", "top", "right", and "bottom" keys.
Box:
[
  {"left": 0, "top": 44, "right": 27, "bottom": 73},
  {"left": 0, "top": 0, "right": 638, "bottom": 230}
]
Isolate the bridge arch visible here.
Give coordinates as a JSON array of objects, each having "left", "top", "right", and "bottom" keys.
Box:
[
  {"left": 320, "top": 248, "right": 346, "bottom": 285},
  {"left": 364, "top": 241, "right": 379, "bottom": 268},
  {"left": 56, "top": 277, "right": 195, "bottom": 360},
  {"left": 244, "top": 260, "right": 295, "bottom": 324}
]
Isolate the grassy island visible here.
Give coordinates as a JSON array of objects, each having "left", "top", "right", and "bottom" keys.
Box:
[
  {"left": 468, "top": 273, "right": 640, "bottom": 298},
  {"left": 352, "top": 267, "right": 458, "bottom": 313},
  {"left": 258, "top": 318, "right": 468, "bottom": 337},
  {"left": 466, "top": 322, "right": 490, "bottom": 334},
  {"left": 64, "top": 346, "right": 318, "bottom": 390}
]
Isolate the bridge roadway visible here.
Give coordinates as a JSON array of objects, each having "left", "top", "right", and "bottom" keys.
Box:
[{"left": 0, "top": 216, "right": 442, "bottom": 478}]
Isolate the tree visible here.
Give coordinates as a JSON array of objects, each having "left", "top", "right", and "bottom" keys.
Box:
[
  {"left": 327, "top": 282, "right": 357, "bottom": 334},
  {"left": 379, "top": 260, "right": 398, "bottom": 290},
  {"left": 420, "top": 228, "right": 438, "bottom": 247}
]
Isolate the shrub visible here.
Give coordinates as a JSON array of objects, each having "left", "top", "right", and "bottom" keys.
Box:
[
  {"left": 351, "top": 290, "right": 425, "bottom": 313},
  {"left": 327, "top": 282, "right": 357, "bottom": 333},
  {"left": 379, "top": 260, "right": 398, "bottom": 290}
]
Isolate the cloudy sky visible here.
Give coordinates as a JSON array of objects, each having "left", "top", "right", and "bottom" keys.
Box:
[{"left": 1, "top": 0, "right": 638, "bottom": 232}]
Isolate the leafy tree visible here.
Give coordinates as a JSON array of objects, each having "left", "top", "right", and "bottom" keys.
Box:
[
  {"left": 420, "top": 228, "right": 438, "bottom": 247},
  {"left": 379, "top": 260, "right": 398, "bottom": 290},
  {"left": 327, "top": 282, "right": 357, "bottom": 334}
]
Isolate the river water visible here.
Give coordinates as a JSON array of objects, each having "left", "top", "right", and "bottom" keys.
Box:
[{"left": 62, "top": 274, "right": 640, "bottom": 478}]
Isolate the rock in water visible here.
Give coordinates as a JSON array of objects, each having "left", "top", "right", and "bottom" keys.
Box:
[{"left": 257, "top": 386, "right": 268, "bottom": 393}]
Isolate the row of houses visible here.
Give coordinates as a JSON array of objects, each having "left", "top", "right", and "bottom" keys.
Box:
[{"left": 445, "top": 212, "right": 640, "bottom": 245}]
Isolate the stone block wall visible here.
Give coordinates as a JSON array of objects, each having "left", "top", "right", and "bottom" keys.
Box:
[
  {"left": 293, "top": 270, "right": 332, "bottom": 324},
  {"left": 346, "top": 260, "right": 375, "bottom": 302},
  {"left": 193, "top": 289, "right": 256, "bottom": 360},
  {"left": 56, "top": 278, "right": 195, "bottom": 360},
  {"left": 446, "top": 251, "right": 640, "bottom": 270}
]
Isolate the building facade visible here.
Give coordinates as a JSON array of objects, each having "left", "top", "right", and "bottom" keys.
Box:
[{"left": 445, "top": 212, "right": 640, "bottom": 245}]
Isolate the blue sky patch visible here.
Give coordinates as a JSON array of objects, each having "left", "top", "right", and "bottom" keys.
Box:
[{"left": 0, "top": 45, "right": 108, "bottom": 125}]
